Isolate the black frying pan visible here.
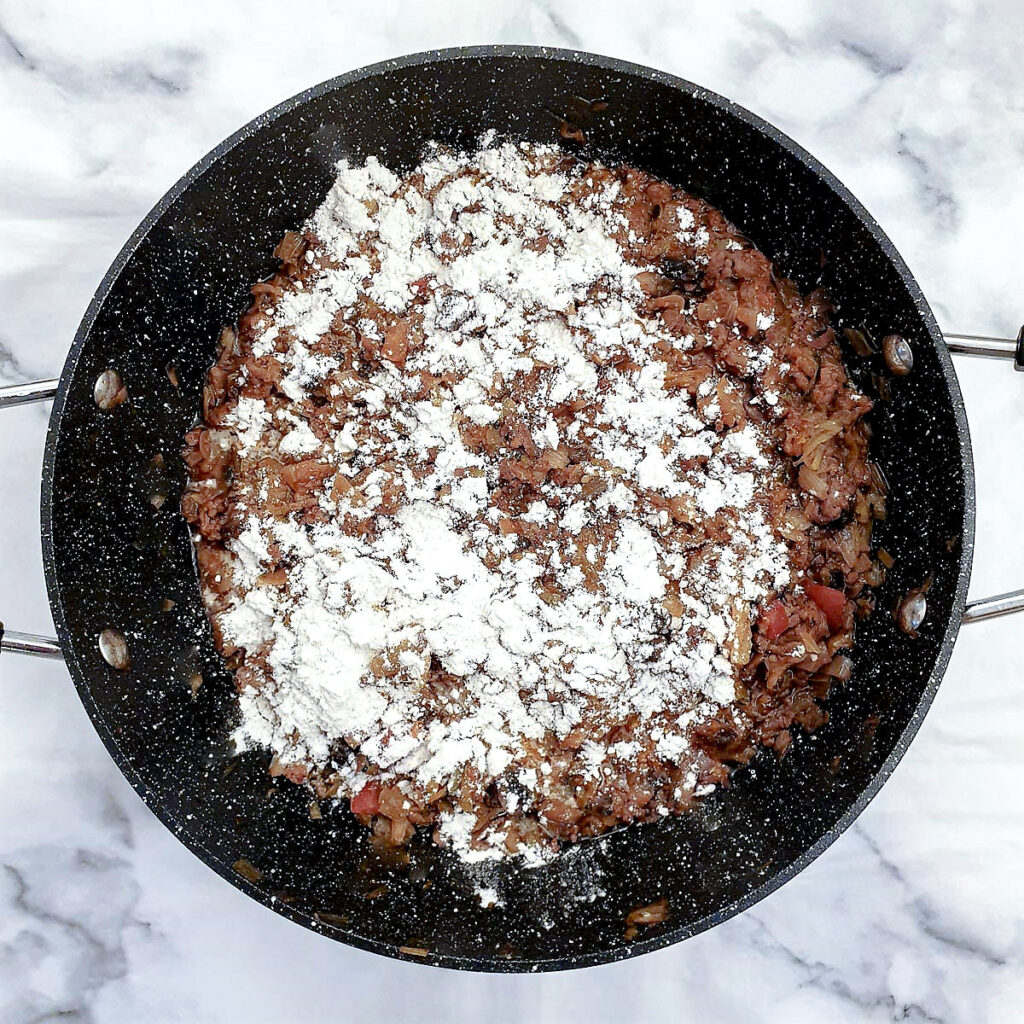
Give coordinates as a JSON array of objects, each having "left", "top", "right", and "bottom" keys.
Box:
[{"left": 3, "top": 46, "right": 1023, "bottom": 973}]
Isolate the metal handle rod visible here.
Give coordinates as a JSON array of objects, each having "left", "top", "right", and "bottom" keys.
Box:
[
  {"left": 0, "top": 383, "right": 64, "bottom": 659},
  {"left": 945, "top": 328, "right": 1024, "bottom": 620},
  {"left": 0, "top": 379, "right": 60, "bottom": 408},
  {"left": 0, "top": 629, "right": 63, "bottom": 659},
  {"left": 943, "top": 333, "right": 1017, "bottom": 359},
  {"left": 962, "top": 589, "right": 1024, "bottom": 624},
  {"left": 942, "top": 328, "right": 1024, "bottom": 367}
]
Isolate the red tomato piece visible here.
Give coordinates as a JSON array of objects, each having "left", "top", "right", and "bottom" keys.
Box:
[
  {"left": 350, "top": 781, "right": 381, "bottom": 816},
  {"left": 805, "top": 583, "right": 847, "bottom": 632},
  {"left": 758, "top": 599, "right": 789, "bottom": 641},
  {"left": 410, "top": 275, "right": 433, "bottom": 300}
]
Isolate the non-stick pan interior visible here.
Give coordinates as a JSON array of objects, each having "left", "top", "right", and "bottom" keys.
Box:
[{"left": 42, "top": 48, "right": 972, "bottom": 970}]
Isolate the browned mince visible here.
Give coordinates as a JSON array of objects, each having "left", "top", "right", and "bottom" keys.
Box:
[{"left": 183, "top": 154, "right": 883, "bottom": 856}]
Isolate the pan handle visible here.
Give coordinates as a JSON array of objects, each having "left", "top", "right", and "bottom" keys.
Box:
[
  {"left": 1, "top": 327, "right": 1023, "bottom": 658},
  {"left": 962, "top": 591, "right": 1024, "bottom": 623},
  {"left": 0, "top": 627, "right": 63, "bottom": 659},
  {"left": 943, "top": 327, "right": 1024, "bottom": 368},
  {"left": 1, "top": 379, "right": 65, "bottom": 660},
  {"left": 944, "top": 326, "right": 1024, "bottom": 622},
  {"left": 0, "top": 378, "right": 59, "bottom": 408}
]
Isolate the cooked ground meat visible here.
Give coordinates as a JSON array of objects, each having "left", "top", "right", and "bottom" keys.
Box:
[{"left": 183, "top": 141, "right": 883, "bottom": 863}]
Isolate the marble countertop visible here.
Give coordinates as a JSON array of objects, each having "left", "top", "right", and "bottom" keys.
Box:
[{"left": 2, "top": 2, "right": 1022, "bottom": 1021}]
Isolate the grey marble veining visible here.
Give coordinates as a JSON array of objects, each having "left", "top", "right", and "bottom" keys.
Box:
[{"left": 1, "top": 1, "right": 1022, "bottom": 1021}]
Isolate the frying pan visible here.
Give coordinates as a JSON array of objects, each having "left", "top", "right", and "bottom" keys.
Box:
[{"left": 2, "top": 46, "right": 1023, "bottom": 973}]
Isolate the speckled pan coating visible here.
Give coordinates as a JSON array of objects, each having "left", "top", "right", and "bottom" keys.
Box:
[{"left": 39, "top": 46, "right": 974, "bottom": 972}]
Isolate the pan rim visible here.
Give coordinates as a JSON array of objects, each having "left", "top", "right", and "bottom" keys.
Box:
[{"left": 39, "top": 43, "right": 976, "bottom": 973}]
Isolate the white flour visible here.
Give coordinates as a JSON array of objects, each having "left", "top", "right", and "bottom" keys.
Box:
[{"left": 213, "top": 140, "right": 791, "bottom": 863}]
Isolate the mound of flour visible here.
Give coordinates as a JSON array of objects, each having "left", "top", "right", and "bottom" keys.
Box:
[{"left": 213, "top": 140, "right": 790, "bottom": 862}]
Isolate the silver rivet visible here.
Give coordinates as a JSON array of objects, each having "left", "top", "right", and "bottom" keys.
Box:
[
  {"left": 98, "top": 628, "right": 131, "bottom": 670},
  {"left": 898, "top": 591, "right": 927, "bottom": 635},
  {"left": 883, "top": 334, "right": 913, "bottom": 376},
  {"left": 93, "top": 369, "right": 127, "bottom": 410}
]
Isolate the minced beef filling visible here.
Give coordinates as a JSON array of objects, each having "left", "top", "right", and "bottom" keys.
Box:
[{"left": 183, "top": 141, "right": 883, "bottom": 864}]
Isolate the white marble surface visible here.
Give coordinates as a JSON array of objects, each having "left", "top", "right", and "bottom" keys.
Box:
[{"left": 1, "top": 1, "right": 1023, "bottom": 1021}]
